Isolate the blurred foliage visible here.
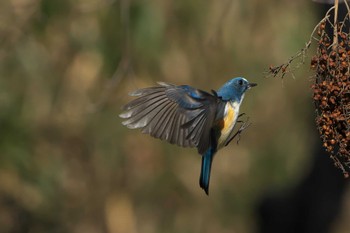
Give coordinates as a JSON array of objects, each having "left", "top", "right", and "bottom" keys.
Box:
[{"left": 1, "top": 0, "right": 350, "bottom": 233}]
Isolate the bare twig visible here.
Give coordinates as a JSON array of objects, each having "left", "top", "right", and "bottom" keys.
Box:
[
  {"left": 265, "top": 7, "right": 334, "bottom": 79},
  {"left": 345, "top": 0, "right": 350, "bottom": 12},
  {"left": 333, "top": 0, "right": 339, "bottom": 48}
]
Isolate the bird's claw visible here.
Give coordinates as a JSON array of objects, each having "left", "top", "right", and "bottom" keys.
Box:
[
  {"left": 238, "top": 113, "right": 246, "bottom": 119},
  {"left": 235, "top": 118, "right": 251, "bottom": 145},
  {"left": 224, "top": 116, "right": 251, "bottom": 146}
]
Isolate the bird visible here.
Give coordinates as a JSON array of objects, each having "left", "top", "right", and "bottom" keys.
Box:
[{"left": 119, "top": 77, "right": 257, "bottom": 195}]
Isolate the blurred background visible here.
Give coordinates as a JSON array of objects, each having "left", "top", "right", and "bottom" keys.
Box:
[{"left": 1, "top": 0, "right": 350, "bottom": 232}]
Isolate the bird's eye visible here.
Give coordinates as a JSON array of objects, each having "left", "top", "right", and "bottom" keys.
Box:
[{"left": 238, "top": 80, "right": 243, "bottom": 86}]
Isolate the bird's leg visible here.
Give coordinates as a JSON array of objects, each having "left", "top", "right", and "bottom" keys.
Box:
[
  {"left": 235, "top": 119, "right": 251, "bottom": 145},
  {"left": 238, "top": 113, "right": 245, "bottom": 118},
  {"left": 224, "top": 117, "right": 251, "bottom": 146},
  {"left": 236, "top": 113, "right": 246, "bottom": 124}
]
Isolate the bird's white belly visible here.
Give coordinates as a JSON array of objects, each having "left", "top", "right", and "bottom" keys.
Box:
[{"left": 217, "top": 101, "right": 240, "bottom": 148}]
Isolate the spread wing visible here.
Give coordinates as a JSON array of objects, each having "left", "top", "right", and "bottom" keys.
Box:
[{"left": 119, "top": 82, "right": 223, "bottom": 154}]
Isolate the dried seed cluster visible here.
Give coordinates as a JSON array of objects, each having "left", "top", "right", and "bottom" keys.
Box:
[{"left": 311, "top": 21, "right": 350, "bottom": 177}]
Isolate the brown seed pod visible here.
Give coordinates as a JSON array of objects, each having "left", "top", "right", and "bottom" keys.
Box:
[
  {"left": 311, "top": 20, "right": 350, "bottom": 177},
  {"left": 320, "top": 22, "right": 326, "bottom": 30}
]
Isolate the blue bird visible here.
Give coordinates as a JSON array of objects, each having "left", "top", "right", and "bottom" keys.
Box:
[{"left": 120, "top": 77, "right": 257, "bottom": 195}]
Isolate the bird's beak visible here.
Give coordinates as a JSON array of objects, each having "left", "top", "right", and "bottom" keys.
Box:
[{"left": 247, "top": 83, "right": 257, "bottom": 89}]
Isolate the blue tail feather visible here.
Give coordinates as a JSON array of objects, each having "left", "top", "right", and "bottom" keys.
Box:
[{"left": 199, "top": 148, "right": 216, "bottom": 195}]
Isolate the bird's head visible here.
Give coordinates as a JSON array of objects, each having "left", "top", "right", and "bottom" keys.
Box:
[{"left": 217, "top": 77, "right": 257, "bottom": 102}]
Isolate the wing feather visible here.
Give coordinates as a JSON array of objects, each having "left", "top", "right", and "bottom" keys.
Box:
[
  {"left": 160, "top": 103, "right": 178, "bottom": 141},
  {"left": 121, "top": 97, "right": 169, "bottom": 128},
  {"left": 140, "top": 99, "right": 170, "bottom": 134},
  {"left": 120, "top": 83, "right": 223, "bottom": 153},
  {"left": 150, "top": 101, "right": 176, "bottom": 138},
  {"left": 122, "top": 88, "right": 165, "bottom": 110}
]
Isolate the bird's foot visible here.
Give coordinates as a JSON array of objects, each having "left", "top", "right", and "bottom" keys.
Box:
[{"left": 235, "top": 118, "right": 251, "bottom": 144}]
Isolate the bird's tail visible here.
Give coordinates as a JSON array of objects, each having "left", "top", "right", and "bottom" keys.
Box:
[{"left": 199, "top": 148, "right": 215, "bottom": 195}]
